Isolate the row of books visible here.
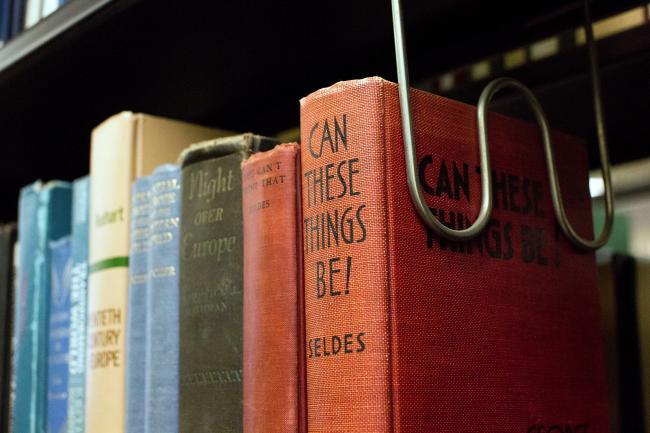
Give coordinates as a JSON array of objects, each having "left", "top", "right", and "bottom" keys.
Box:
[
  {"left": 1, "top": 77, "right": 648, "bottom": 433},
  {"left": 0, "top": 0, "right": 65, "bottom": 46}
]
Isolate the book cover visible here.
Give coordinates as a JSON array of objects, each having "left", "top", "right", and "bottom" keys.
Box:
[
  {"left": 47, "top": 237, "right": 72, "bottom": 433},
  {"left": 125, "top": 176, "right": 151, "bottom": 433},
  {"left": 0, "top": 224, "right": 16, "bottom": 433},
  {"left": 179, "top": 133, "right": 277, "bottom": 433},
  {"left": 14, "top": 181, "right": 72, "bottom": 433},
  {"left": 87, "top": 112, "right": 228, "bottom": 433},
  {"left": 67, "top": 176, "right": 90, "bottom": 433},
  {"left": 145, "top": 164, "right": 180, "bottom": 433},
  {"left": 242, "top": 144, "right": 304, "bottom": 433},
  {"left": 300, "top": 77, "right": 610, "bottom": 432}
]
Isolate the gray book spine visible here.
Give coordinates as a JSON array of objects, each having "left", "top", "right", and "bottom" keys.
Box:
[{"left": 179, "top": 134, "right": 277, "bottom": 433}]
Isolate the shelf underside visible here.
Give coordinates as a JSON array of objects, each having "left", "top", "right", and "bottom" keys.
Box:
[{"left": 0, "top": 0, "right": 646, "bottom": 221}]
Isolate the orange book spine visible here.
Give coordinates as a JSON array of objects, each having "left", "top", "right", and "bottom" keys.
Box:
[
  {"left": 300, "top": 77, "right": 610, "bottom": 433},
  {"left": 300, "top": 82, "right": 393, "bottom": 432},
  {"left": 242, "top": 143, "right": 304, "bottom": 433}
]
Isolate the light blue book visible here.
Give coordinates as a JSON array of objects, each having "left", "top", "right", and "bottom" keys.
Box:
[
  {"left": 125, "top": 176, "right": 151, "bottom": 433},
  {"left": 14, "top": 181, "right": 72, "bottom": 433},
  {"left": 47, "top": 237, "right": 72, "bottom": 433},
  {"left": 67, "top": 177, "right": 89, "bottom": 433},
  {"left": 145, "top": 165, "right": 180, "bottom": 433}
]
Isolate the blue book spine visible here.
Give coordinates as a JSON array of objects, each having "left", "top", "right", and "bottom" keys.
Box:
[
  {"left": 67, "top": 177, "right": 89, "bottom": 433},
  {"left": 10, "top": 0, "right": 23, "bottom": 38},
  {"left": 145, "top": 165, "right": 180, "bottom": 433},
  {"left": 14, "top": 181, "right": 72, "bottom": 433},
  {"left": 47, "top": 237, "right": 72, "bottom": 433},
  {"left": 125, "top": 176, "right": 151, "bottom": 433},
  {"left": 0, "top": 0, "right": 10, "bottom": 44}
]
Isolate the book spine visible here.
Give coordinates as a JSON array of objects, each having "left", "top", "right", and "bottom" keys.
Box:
[
  {"left": 8, "top": 240, "right": 18, "bottom": 433},
  {"left": 13, "top": 184, "right": 40, "bottom": 433},
  {"left": 47, "top": 237, "right": 72, "bottom": 433},
  {"left": 0, "top": 224, "right": 16, "bottom": 433},
  {"left": 145, "top": 165, "right": 180, "bottom": 433},
  {"left": 242, "top": 144, "right": 303, "bottom": 433},
  {"left": 67, "top": 177, "right": 90, "bottom": 433},
  {"left": 180, "top": 152, "right": 245, "bottom": 433},
  {"left": 87, "top": 115, "right": 135, "bottom": 433},
  {"left": 125, "top": 176, "right": 151, "bottom": 433},
  {"left": 14, "top": 182, "right": 72, "bottom": 433},
  {"left": 0, "top": 0, "right": 10, "bottom": 44},
  {"left": 10, "top": 0, "right": 24, "bottom": 37},
  {"left": 40, "top": 184, "right": 73, "bottom": 433},
  {"left": 23, "top": 0, "right": 39, "bottom": 28},
  {"left": 300, "top": 83, "right": 392, "bottom": 432},
  {"left": 40, "top": 0, "right": 57, "bottom": 17}
]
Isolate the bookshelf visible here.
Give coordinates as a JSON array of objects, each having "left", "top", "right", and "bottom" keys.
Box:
[{"left": 0, "top": 0, "right": 648, "bottom": 222}]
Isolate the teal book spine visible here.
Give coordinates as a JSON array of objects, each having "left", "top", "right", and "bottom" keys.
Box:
[
  {"left": 14, "top": 181, "right": 72, "bottom": 433},
  {"left": 145, "top": 165, "right": 180, "bottom": 433},
  {"left": 47, "top": 236, "right": 72, "bottom": 433},
  {"left": 67, "top": 177, "right": 90, "bottom": 433},
  {"left": 125, "top": 176, "right": 151, "bottom": 433}
]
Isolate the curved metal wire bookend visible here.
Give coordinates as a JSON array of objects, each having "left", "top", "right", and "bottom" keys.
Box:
[{"left": 390, "top": 0, "right": 614, "bottom": 250}]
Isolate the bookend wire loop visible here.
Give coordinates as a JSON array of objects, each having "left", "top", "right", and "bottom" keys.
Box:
[
  {"left": 390, "top": 0, "right": 613, "bottom": 250},
  {"left": 391, "top": 0, "right": 493, "bottom": 240}
]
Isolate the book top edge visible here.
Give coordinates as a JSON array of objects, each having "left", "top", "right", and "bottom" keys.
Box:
[
  {"left": 300, "top": 76, "right": 582, "bottom": 144},
  {"left": 73, "top": 175, "right": 90, "bottom": 185},
  {"left": 151, "top": 163, "right": 180, "bottom": 176},
  {"left": 179, "top": 133, "right": 279, "bottom": 168},
  {"left": 300, "top": 76, "right": 386, "bottom": 106},
  {"left": 20, "top": 179, "right": 72, "bottom": 196},
  {"left": 243, "top": 142, "right": 299, "bottom": 166}
]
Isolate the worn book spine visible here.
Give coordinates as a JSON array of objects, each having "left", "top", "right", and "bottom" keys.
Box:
[
  {"left": 47, "top": 236, "right": 72, "bottom": 433},
  {"left": 145, "top": 165, "right": 180, "bottom": 433},
  {"left": 242, "top": 144, "right": 303, "bottom": 433},
  {"left": 125, "top": 177, "right": 151, "bottom": 433},
  {"left": 300, "top": 77, "right": 610, "bottom": 432},
  {"left": 0, "top": 224, "right": 16, "bottom": 433},
  {"left": 67, "top": 176, "right": 90, "bottom": 433},
  {"left": 179, "top": 134, "right": 277, "bottom": 433},
  {"left": 14, "top": 181, "right": 71, "bottom": 433}
]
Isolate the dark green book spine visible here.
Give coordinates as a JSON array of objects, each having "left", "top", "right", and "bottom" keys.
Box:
[{"left": 179, "top": 134, "right": 277, "bottom": 433}]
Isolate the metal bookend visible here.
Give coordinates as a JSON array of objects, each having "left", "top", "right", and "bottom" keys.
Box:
[
  {"left": 390, "top": 0, "right": 492, "bottom": 240},
  {"left": 390, "top": 0, "right": 613, "bottom": 250}
]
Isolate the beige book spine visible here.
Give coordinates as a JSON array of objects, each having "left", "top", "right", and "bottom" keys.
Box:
[
  {"left": 86, "top": 112, "right": 229, "bottom": 433},
  {"left": 86, "top": 113, "right": 135, "bottom": 433}
]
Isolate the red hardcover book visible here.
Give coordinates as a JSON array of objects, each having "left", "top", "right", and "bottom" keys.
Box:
[
  {"left": 300, "top": 77, "right": 610, "bottom": 433},
  {"left": 242, "top": 143, "right": 305, "bottom": 433}
]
